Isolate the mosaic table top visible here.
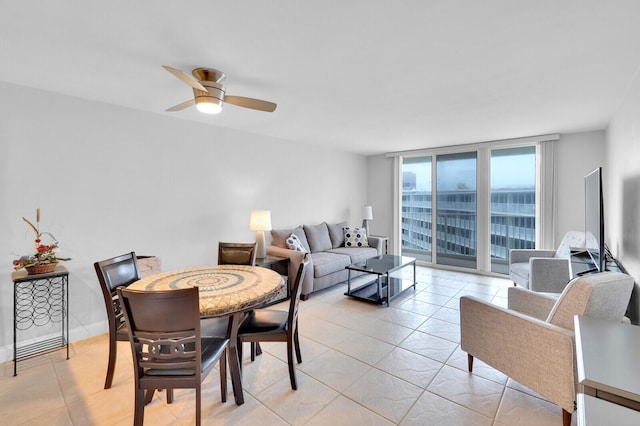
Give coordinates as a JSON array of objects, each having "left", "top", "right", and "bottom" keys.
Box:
[{"left": 128, "top": 265, "right": 284, "bottom": 317}]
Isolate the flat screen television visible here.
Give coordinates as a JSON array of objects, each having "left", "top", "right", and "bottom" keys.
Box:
[{"left": 585, "top": 167, "right": 605, "bottom": 272}]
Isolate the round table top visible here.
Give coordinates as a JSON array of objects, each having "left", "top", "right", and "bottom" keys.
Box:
[{"left": 128, "top": 265, "right": 284, "bottom": 317}]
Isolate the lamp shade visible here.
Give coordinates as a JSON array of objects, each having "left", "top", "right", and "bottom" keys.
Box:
[
  {"left": 362, "top": 205, "right": 373, "bottom": 221},
  {"left": 249, "top": 210, "right": 272, "bottom": 231}
]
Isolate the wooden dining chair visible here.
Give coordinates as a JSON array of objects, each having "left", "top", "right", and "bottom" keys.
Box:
[
  {"left": 94, "top": 251, "right": 141, "bottom": 389},
  {"left": 217, "top": 242, "right": 257, "bottom": 266},
  {"left": 200, "top": 242, "right": 259, "bottom": 339},
  {"left": 117, "top": 286, "right": 229, "bottom": 426},
  {"left": 237, "top": 256, "right": 309, "bottom": 390}
]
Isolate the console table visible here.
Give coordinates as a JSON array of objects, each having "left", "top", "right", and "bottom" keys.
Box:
[
  {"left": 11, "top": 265, "right": 69, "bottom": 376},
  {"left": 574, "top": 315, "right": 640, "bottom": 424}
]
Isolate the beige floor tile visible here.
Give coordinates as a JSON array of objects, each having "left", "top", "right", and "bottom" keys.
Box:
[
  {"left": 343, "top": 368, "right": 422, "bottom": 423},
  {"left": 298, "top": 348, "right": 370, "bottom": 392},
  {"left": 202, "top": 391, "right": 289, "bottom": 425},
  {"left": 400, "top": 390, "right": 493, "bottom": 426},
  {"left": 258, "top": 335, "right": 330, "bottom": 365},
  {"left": 413, "top": 290, "right": 453, "bottom": 306},
  {"left": 396, "top": 298, "right": 441, "bottom": 316},
  {"left": 495, "top": 387, "right": 564, "bottom": 426},
  {"left": 377, "top": 307, "right": 429, "bottom": 329},
  {"left": 333, "top": 332, "right": 395, "bottom": 365},
  {"left": 427, "top": 365, "right": 504, "bottom": 418},
  {"left": 356, "top": 319, "right": 414, "bottom": 345},
  {"left": 238, "top": 351, "right": 290, "bottom": 396},
  {"left": 375, "top": 347, "right": 443, "bottom": 388},
  {"left": 306, "top": 395, "right": 394, "bottom": 426},
  {"left": 430, "top": 306, "right": 461, "bottom": 325},
  {"left": 417, "top": 317, "right": 461, "bottom": 343},
  {"left": 446, "top": 346, "right": 508, "bottom": 385},
  {"left": 255, "top": 371, "right": 339, "bottom": 425},
  {"left": 399, "top": 330, "right": 458, "bottom": 363},
  {"left": 299, "top": 317, "right": 359, "bottom": 348}
]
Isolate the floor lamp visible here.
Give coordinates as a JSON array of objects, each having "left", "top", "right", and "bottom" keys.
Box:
[
  {"left": 362, "top": 205, "right": 373, "bottom": 236},
  {"left": 250, "top": 210, "right": 272, "bottom": 259}
]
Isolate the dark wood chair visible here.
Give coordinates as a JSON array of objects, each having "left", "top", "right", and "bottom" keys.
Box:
[
  {"left": 199, "top": 242, "right": 259, "bottom": 339},
  {"left": 94, "top": 252, "right": 141, "bottom": 389},
  {"left": 217, "top": 242, "right": 257, "bottom": 266},
  {"left": 117, "top": 286, "right": 229, "bottom": 426},
  {"left": 237, "top": 256, "right": 309, "bottom": 390}
]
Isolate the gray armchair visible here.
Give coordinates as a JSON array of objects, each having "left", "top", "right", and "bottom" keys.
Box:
[
  {"left": 509, "top": 230, "right": 585, "bottom": 293},
  {"left": 460, "top": 272, "right": 634, "bottom": 426}
]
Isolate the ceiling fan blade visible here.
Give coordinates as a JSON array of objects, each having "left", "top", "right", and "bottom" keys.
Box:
[
  {"left": 224, "top": 95, "right": 277, "bottom": 112},
  {"left": 166, "top": 99, "right": 195, "bottom": 112},
  {"left": 162, "top": 65, "right": 208, "bottom": 92}
]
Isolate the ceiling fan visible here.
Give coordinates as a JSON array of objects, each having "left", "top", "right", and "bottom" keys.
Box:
[{"left": 162, "top": 65, "right": 277, "bottom": 114}]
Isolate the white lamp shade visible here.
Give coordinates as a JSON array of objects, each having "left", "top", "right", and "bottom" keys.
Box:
[
  {"left": 249, "top": 210, "right": 272, "bottom": 231},
  {"left": 362, "top": 205, "right": 373, "bottom": 220}
]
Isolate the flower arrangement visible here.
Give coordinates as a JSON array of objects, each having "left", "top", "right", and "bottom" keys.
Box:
[{"left": 13, "top": 208, "right": 70, "bottom": 273}]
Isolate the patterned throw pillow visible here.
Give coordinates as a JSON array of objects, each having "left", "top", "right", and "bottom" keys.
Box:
[
  {"left": 286, "top": 233, "right": 308, "bottom": 253},
  {"left": 343, "top": 226, "right": 369, "bottom": 247}
]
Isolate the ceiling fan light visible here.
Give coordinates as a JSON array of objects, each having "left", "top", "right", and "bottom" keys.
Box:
[{"left": 195, "top": 97, "right": 222, "bottom": 114}]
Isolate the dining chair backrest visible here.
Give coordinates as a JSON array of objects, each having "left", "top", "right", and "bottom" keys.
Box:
[
  {"left": 289, "top": 255, "right": 310, "bottom": 332},
  {"left": 94, "top": 251, "right": 142, "bottom": 389},
  {"left": 95, "top": 252, "right": 141, "bottom": 328},
  {"left": 117, "top": 286, "right": 203, "bottom": 381},
  {"left": 218, "top": 242, "right": 257, "bottom": 266}
]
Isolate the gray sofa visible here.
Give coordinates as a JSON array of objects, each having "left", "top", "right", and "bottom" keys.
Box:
[{"left": 267, "top": 221, "right": 383, "bottom": 299}]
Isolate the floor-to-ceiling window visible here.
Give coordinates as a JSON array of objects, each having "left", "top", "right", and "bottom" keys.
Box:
[
  {"left": 399, "top": 139, "right": 544, "bottom": 275},
  {"left": 490, "top": 147, "right": 536, "bottom": 273}
]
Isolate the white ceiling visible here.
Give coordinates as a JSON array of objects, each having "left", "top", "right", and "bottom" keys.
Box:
[{"left": 2, "top": 1, "right": 640, "bottom": 155}]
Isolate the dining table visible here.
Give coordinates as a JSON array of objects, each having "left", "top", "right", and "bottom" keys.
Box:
[{"left": 127, "top": 264, "right": 285, "bottom": 405}]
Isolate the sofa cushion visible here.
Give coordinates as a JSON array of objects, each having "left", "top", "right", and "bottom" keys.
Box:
[
  {"left": 286, "top": 233, "right": 308, "bottom": 253},
  {"left": 309, "top": 252, "right": 351, "bottom": 278},
  {"left": 304, "top": 223, "right": 332, "bottom": 253},
  {"left": 327, "top": 221, "right": 348, "bottom": 248},
  {"left": 327, "top": 247, "right": 378, "bottom": 265},
  {"left": 271, "top": 226, "right": 310, "bottom": 252},
  {"left": 344, "top": 226, "right": 369, "bottom": 247}
]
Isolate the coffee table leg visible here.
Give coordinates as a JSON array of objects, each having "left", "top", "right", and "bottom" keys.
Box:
[
  {"left": 347, "top": 269, "right": 352, "bottom": 295},
  {"left": 227, "top": 313, "right": 244, "bottom": 405}
]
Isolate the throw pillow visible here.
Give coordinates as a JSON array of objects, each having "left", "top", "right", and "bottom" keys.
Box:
[
  {"left": 286, "top": 233, "right": 308, "bottom": 253},
  {"left": 327, "top": 221, "right": 348, "bottom": 248},
  {"left": 271, "top": 226, "right": 311, "bottom": 252},
  {"left": 304, "top": 222, "right": 332, "bottom": 253},
  {"left": 343, "top": 226, "right": 369, "bottom": 248}
]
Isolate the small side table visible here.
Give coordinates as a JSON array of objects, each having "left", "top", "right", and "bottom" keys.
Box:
[
  {"left": 11, "top": 265, "right": 70, "bottom": 376},
  {"left": 370, "top": 235, "right": 389, "bottom": 254},
  {"left": 255, "top": 255, "right": 290, "bottom": 305}
]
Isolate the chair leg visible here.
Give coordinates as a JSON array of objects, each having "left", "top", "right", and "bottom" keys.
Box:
[
  {"left": 195, "top": 386, "right": 201, "bottom": 426},
  {"left": 104, "top": 333, "right": 117, "bottom": 389},
  {"left": 134, "top": 389, "right": 145, "bottom": 426},
  {"left": 287, "top": 338, "right": 297, "bottom": 390},
  {"left": 144, "top": 388, "right": 155, "bottom": 405},
  {"left": 220, "top": 349, "right": 227, "bottom": 403},
  {"left": 237, "top": 340, "right": 243, "bottom": 371},
  {"left": 468, "top": 354, "right": 474, "bottom": 372},
  {"left": 294, "top": 329, "right": 302, "bottom": 364},
  {"left": 250, "top": 342, "right": 256, "bottom": 362},
  {"left": 255, "top": 342, "right": 263, "bottom": 356},
  {"left": 166, "top": 389, "right": 173, "bottom": 404},
  {"left": 562, "top": 409, "right": 571, "bottom": 426}
]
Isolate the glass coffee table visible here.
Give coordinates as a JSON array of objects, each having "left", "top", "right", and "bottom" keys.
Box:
[{"left": 345, "top": 255, "right": 416, "bottom": 306}]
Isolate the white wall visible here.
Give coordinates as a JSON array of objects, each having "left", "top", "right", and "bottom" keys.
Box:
[
  {"left": 0, "top": 82, "right": 369, "bottom": 362},
  {"left": 606, "top": 68, "right": 640, "bottom": 323}
]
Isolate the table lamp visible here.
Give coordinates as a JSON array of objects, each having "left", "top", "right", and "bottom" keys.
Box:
[
  {"left": 362, "top": 205, "right": 373, "bottom": 236},
  {"left": 249, "top": 210, "right": 272, "bottom": 259}
]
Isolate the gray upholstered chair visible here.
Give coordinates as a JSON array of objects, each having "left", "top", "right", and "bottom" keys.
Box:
[
  {"left": 460, "top": 272, "right": 634, "bottom": 426},
  {"left": 509, "top": 230, "right": 585, "bottom": 293}
]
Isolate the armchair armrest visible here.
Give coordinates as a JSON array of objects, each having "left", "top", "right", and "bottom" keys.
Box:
[
  {"left": 460, "top": 296, "right": 576, "bottom": 413},
  {"left": 528, "top": 257, "right": 571, "bottom": 292},
  {"left": 509, "top": 249, "right": 556, "bottom": 264},
  {"left": 507, "top": 286, "right": 558, "bottom": 320}
]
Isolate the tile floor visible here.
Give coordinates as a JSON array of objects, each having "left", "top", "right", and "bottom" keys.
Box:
[{"left": 0, "top": 266, "right": 575, "bottom": 425}]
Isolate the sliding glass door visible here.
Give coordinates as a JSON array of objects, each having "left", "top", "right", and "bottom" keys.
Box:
[
  {"left": 400, "top": 144, "right": 538, "bottom": 275},
  {"left": 436, "top": 152, "right": 477, "bottom": 269},
  {"left": 490, "top": 147, "right": 536, "bottom": 273}
]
